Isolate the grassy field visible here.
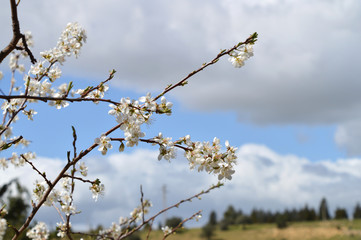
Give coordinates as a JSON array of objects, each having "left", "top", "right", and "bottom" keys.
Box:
[{"left": 140, "top": 220, "right": 361, "bottom": 240}]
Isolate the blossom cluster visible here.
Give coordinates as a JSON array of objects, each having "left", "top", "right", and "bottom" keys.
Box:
[
  {"left": 26, "top": 222, "right": 49, "bottom": 240},
  {"left": 89, "top": 179, "right": 105, "bottom": 201},
  {"left": 228, "top": 43, "right": 254, "bottom": 68},
  {"left": 104, "top": 94, "right": 173, "bottom": 153},
  {"left": 56, "top": 222, "right": 69, "bottom": 238},
  {"left": 154, "top": 134, "right": 237, "bottom": 180},
  {"left": 0, "top": 151, "right": 35, "bottom": 170},
  {"left": 32, "top": 178, "right": 77, "bottom": 215},
  {"left": 1, "top": 23, "right": 87, "bottom": 170}
]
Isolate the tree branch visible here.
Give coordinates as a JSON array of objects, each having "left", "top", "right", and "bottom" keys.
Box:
[{"left": 0, "top": 0, "right": 21, "bottom": 63}]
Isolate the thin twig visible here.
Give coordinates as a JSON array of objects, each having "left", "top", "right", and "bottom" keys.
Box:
[
  {"left": 21, "top": 154, "right": 52, "bottom": 187},
  {"left": 62, "top": 174, "right": 94, "bottom": 184},
  {"left": 140, "top": 185, "right": 145, "bottom": 224},
  {"left": 80, "top": 69, "right": 116, "bottom": 98}
]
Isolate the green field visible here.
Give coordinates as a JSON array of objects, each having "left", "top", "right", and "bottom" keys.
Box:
[{"left": 139, "top": 220, "right": 361, "bottom": 240}]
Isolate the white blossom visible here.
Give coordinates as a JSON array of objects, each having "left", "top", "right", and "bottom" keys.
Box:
[
  {"left": 129, "top": 199, "right": 152, "bottom": 222},
  {"left": 94, "top": 134, "right": 112, "bottom": 155},
  {"left": 79, "top": 162, "right": 88, "bottom": 176},
  {"left": 161, "top": 226, "right": 172, "bottom": 235},
  {"left": 56, "top": 222, "right": 69, "bottom": 238},
  {"left": 33, "top": 180, "right": 46, "bottom": 203},
  {"left": 90, "top": 180, "right": 105, "bottom": 201},
  {"left": 26, "top": 222, "right": 49, "bottom": 240},
  {"left": 0, "top": 218, "right": 6, "bottom": 240},
  {"left": 229, "top": 43, "right": 254, "bottom": 68}
]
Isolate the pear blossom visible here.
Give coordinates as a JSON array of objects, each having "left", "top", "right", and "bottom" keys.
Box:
[
  {"left": 26, "top": 222, "right": 49, "bottom": 240},
  {"left": 228, "top": 43, "right": 254, "bottom": 68},
  {"left": 94, "top": 134, "right": 112, "bottom": 155},
  {"left": 48, "top": 66, "right": 62, "bottom": 81},
  {"left": 90, "top": 180, "right": 105, "bottom": 201},
  {"left": 79, "top": 162, "right": 88, "bottom": 176},
  {"left": 23, "top": 109, "right": 37, "bottom": 120},
  {"left": 161, "top": 226, "right": 172, "bottom": 235},
  {"left": 56, "top": 222, "right": 68, "bottom": 238},
  {"left": 33, "top": 180, "right": 47, "bottom": 203}
]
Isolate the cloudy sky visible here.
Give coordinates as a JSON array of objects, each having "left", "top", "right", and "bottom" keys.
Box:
[{"left": 1, "top": 0, "right": 361, "bottom": 230}]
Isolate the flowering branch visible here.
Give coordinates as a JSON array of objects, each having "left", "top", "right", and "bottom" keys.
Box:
[
  {"left": 0, "top": 3, "right": 257, "bottom": 238},
  {"left": 116, "top": 183, "right": 223, "bottom": 240},
  {"left": 11, "top": 124, "right": 120, "bottom": 240},
  {"left": 153, "top": 32, "right": 258, "bottom": 101}
]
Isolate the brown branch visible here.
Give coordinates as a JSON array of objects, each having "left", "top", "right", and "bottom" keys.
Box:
[
  {"left": 20, "top": 34, "right": 36, "bottom": 64},
  {"left": 0, "top": 95, "right": 120, "bottom": 106},
  {"left": 0, "top": 0, "right": 36, "bottom": 64},
  {"left": 62, "top": 174, "right": 94, "bottom": 184},
  {"left": 110, "top": 137, "right": 191, "bottom": 152},
  {"left": 0, "top": 0, "right": 21, "bottom": 63}
]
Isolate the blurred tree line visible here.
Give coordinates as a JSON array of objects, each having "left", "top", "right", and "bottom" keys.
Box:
[
  {"left": 201, "top": 197, "right": 361, "bottom": 239},
  {"left": 3, "top": 180, "right": 361, "bottom": 240}
]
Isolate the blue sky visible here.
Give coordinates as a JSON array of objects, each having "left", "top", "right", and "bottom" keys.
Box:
[{"left": 1, "top": 0, "right": 361, "bottom": 230}]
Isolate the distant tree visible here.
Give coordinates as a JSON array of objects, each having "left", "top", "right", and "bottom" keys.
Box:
[
  {"left": 353, "top": 203, "right": 361, "bottom": 219},
  {"left": 219, "top": 219, "right": 229, "bottom": 231},
  {"left": 299, "top": 205, "right": 317, "bottom": 221},
  {"left": 165, "top": 217, "right": 183, "bottom": 229},
  {"left": 201, "top": 223, "right": 215, "bottom": 240},
  {"left": 201, "top": 210, "right": 218, "bottom": 239},
  {"left": 209, "top": 211, "right": 217, "bottom": 226},
  {"left": 275, "top": 214, "right": 288, "bottom": 229},
  {"left": 319, "top": 197, "right": 330, "bottom": 220},
  {"left": 223, "top": 205, "right": 237, "bottom": 225},
  {"left": 334, "top": 208, "right": 348, "bottom": 220}
]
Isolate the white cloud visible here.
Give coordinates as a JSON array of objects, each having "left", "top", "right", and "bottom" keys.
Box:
[{"left": 2, "top": 144, "right": 361, "bottom": 230}]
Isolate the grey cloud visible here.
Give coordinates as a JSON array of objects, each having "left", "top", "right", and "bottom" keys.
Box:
[
  {"left": 335, "top": 120, "right": 361, "bottom": 156},
  {"left": 1, "top": 0, "right": 361, "bottom": 125}
]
